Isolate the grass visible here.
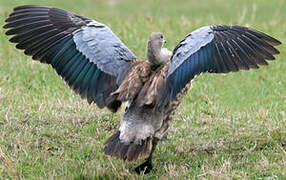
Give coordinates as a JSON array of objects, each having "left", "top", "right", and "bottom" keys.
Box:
[{"left": 0, "top": 0, "right": 285, "bottom": 179}]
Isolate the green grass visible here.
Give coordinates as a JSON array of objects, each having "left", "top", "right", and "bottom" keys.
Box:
[{"left": 0, "top": 0, "right": 286, "bottom": 179}]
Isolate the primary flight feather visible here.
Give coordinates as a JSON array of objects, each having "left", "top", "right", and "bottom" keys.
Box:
[{"left": 4, "top": 5, "right": 281, "bottom": 174}]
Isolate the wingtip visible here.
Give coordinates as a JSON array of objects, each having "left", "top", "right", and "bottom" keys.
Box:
[
  {"left": 5, "top": 29, "right": 15, "bottom": 36},
  {"left": 3, "top": 23, "right": 10, "bottom": 29},
  {"left": 3, "top": 5, "right": 39, "bottom": 27},
  {"left": 252, "top": 28, "right": 282, "bottom": 46},
  {"left": 275, "top": 39, "right": 282, "bottom": 46},
  {"left": 13, "top": 5, "right": 45, "bottom": 11},
  {"left": 268, "top": 37, "right": 282, "bottom": 46},
  {"left": 275, "top": 49, "right": 280, "bottom": 55},
  {"left": 5, "top": 17, "right": 11, "bottom": 23}
]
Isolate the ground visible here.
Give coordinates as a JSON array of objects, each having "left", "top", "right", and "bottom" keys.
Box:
[{"left": 0, "top": 0, "right": 285, "bottom": 179}]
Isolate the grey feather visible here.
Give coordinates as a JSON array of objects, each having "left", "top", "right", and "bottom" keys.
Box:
[
  {"left": 168, "top": 26, "right": 214, "bottom": 75},
  {"left": 73, "top": 21, "right": 137, "bottom": 84}
]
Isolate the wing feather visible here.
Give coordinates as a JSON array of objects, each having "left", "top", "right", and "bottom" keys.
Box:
[
  {"left": 4, "top": 5, "right": 137, "bottom": 112},
  {"left": 157, "top": 25, "right": 281, "bottom": 109}
]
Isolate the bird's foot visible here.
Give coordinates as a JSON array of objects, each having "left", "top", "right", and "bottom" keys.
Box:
[
  {"left": 135, "top": 158, "right": 153, "bottom": 174},
  {"left": 160, "top": 132, "right": 168, "bottom": 141}
]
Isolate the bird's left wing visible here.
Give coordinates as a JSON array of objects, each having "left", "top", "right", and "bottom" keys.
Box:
[
  {"left": 156, "top": 25, "right": 281, "bottom": 109},
  {"left": 4, "top": 5, "right": 137, "bottom": 111}
]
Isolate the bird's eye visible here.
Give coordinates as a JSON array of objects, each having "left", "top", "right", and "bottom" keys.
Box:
[{"left": 160, "top": 35, "right": 163, "bottom": 39}]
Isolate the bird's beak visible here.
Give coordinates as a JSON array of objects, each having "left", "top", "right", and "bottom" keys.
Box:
[{"left": 163, "top": 39, "right": 167, "bottom": 44}]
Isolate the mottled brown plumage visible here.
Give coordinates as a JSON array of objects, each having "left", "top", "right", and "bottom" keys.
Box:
[
  {"left": 136, "top": 62, "right": 169, "bottom": 107},
  {"left": 112, "top": 60, "right": 152, "bottom": 102}
]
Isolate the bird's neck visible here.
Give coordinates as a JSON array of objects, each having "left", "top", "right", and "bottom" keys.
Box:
[{"left": 147, "top": 43, "right": 163, "bottom": 65}]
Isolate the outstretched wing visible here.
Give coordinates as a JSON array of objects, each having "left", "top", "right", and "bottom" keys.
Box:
[
  {"left": 4, "top": 5, "right": 137, "bottom": 111},
  {"left": 157, "top": 25, "right": 281, "bottom": 108}
]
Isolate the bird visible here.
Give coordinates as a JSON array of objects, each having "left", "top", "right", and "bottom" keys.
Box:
[{"left": 4, "top": 5, "right": 281, "bottom": 174}]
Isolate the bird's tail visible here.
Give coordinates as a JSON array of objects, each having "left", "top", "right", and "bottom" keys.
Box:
[{"left": 103, "top": 131, "right": 150, "bottom": 161}]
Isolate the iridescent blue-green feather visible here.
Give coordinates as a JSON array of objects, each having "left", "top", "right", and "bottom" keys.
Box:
[
  {"left": 61, "top": 53, "right": 81, "bottom": 77},
  {"left": 54, "top": 47, "right": 78, "bottom": 75},
  {"left": 95, "top": 73, "right": 106, "bottom": 108},
  {"left": 80, "top": 63, "right": 96, "bottom": 95},
  {"left": 51, "top": 38, "right": 75, "bottom": 67},
  {"left": 73, "top": 60, "right": 92, "bottom": 91},
  {"left": 41, "top": 35, "right": 71, "bottom": 63},
  {"left": 87, "top": 69, "right": 100, "bottom": 103},
  {"left": 67, "top": 55, "right": 88, "bottom": 87}
]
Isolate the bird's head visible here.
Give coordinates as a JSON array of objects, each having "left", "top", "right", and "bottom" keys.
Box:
[
  {"left": 148, "top": 32, "right": 166, "bottom": 49},
  {"left": 147, "top": 32, "right": 171, "bottom": 66}
]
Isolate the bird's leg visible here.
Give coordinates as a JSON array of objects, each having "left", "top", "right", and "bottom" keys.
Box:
[{"left": 135, "top": 137, "right": 159, "bottom": 174}]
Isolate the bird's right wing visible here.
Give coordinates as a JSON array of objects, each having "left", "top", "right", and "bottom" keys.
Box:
[
  {"left": 4, "top": 5, "right": 138, "bottom": 112},
  {"left": 156, "top": 25, "right": 281, "bottom": 109}
]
